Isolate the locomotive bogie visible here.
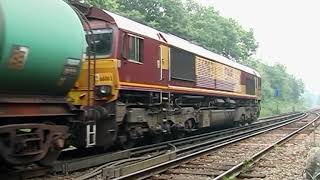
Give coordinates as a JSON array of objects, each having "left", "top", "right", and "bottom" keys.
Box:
[{"left": 0, "top": 123, "right": 68, "bottom": 165}]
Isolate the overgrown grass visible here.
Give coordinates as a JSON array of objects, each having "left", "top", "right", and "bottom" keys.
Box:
[{"left": 260, "top": 98, "right": 309, "bottom": 117}]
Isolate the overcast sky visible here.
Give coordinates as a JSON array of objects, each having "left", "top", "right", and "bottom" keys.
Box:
[{"left": 196, "top": 0, "right": 320, "bottom": 94}]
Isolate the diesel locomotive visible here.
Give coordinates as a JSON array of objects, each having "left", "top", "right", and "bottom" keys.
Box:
[
  {"left": 67, "top": 2, "right": 261, "bottom": 149},
  {"left": 0, "top": 0, "right": 85, "bottom": 165}
]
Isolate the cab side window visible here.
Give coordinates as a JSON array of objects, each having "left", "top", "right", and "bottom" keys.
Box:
[{"left": 128, "top": 35, "right": 144, "bottom": 63}]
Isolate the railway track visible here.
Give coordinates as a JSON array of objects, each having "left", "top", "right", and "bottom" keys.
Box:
[
  {"left": 54, "top": 112, "right": 303, "bottom": 175},
  {"left": 143, "top": 112, "right": 320, "bottom": 180},
  {"left": 54, "top": 113, "right": 301, "bottom": 174},
  {"left": 69, "top": 112, "right": 309, "bottom": 180},
  {"left": 0, "top": 111, "right": 310, "bottom": 180}
]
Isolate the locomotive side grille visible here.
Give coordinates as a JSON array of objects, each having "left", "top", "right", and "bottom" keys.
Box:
[{"left": 170, "top": 47, "right": 196, "bottom": 82}]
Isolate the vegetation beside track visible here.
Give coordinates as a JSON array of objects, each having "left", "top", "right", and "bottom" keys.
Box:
[{"left": 244, "top": 59, "right": 308, "bottom": 116}]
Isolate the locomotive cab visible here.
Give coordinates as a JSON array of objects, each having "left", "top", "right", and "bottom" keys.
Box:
[
  {"left": 67, "top": 5, "right": 122, "bottom": 148},
  {"left": 69, "top": 21, "right": 120, "bottom": 106}
]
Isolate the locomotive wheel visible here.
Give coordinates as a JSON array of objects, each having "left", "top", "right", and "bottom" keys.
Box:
[
  {"left": 37, "top": 121, "right": 63, "bottom": 166},
  {"left": 37, "top": 148, "right": 61, "bottom": 167},
  {"left": 174, "top": 130, "right": 186, "bottom": 139},
  {"left": 150, "top": 133, "right": 165, "bottom": 144},
  {"left": 239, "top": 115, "right": 247, "bottom": 126},
  {"left": 118, "top": 133, "right": 137, "bottom": 149},
  {"left": 185, "top": 119, "right": 196, "bottom": 130}
]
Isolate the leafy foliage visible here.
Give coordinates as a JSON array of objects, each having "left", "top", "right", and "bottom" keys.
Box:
[
  {"left": 85, "top": 0, "right": 257, "bottom": 61},
  {"left": 244, "top": 58, "right": 308, "bottom": 116},
  {"left": 85, "top": 0, "right": 309, "bottom": 116}
]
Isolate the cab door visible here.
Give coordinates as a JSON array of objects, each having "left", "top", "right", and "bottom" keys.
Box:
[{"left": 160, "top": 45, "right": 169, "bottom": 82}]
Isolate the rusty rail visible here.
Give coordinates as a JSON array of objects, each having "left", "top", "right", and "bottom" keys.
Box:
[
  {"left": 80, "top": 113, "right": 308, "bottom": 179},
  {"left": 214, "top": 112, "right": 320, "bottom": 180},
  {"left": 55, "top": 112, "right": 302, "bottom": 176}
]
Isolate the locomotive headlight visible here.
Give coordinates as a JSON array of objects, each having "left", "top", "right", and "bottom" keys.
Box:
[
  {"left": 95, "top": 85, "right": 112, "bottom": 97},
  {"left": 100, "top": 86, "right": 109, "bottom": 94}
]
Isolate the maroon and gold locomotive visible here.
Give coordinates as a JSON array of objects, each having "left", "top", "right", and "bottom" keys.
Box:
[{"left": 68, "top": 3, "right": 261, "bottom": 149}]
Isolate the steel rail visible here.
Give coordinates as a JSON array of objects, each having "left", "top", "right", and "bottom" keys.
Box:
[
  {"left": 131, "top": 112, "right": 302, "bottom": 155},
  {"left": 0, "top": 112, "right": 306, "bottom": 179},
  {"left": 76, "top": 113, "right": 307, "bottom": 179},
  {"left": 213, "top": 112, "right": 320, "bottom": 180},
  {"left": 112, "top": 113, "right": 309, "bottom": 180},
  {"left": 258, "top": 111, "right": 301, "bottom": 121},
  {"left": 175, "top": 113, "right": 306, "bottom": 155},
  {"left": 54, "top": 112, "right": 302, "bottom": 174},
  {"left": 132, "top": 112, "right": 303, "bottom": 156}
]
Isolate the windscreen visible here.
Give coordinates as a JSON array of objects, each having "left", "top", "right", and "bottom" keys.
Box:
[{"left": 87, "top": 28, "right": 113, "bottom": 57}]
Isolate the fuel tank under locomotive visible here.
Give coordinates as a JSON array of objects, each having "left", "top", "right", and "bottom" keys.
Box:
[{"left": 0, "top": 0, "right": 85, "bottom": 165}]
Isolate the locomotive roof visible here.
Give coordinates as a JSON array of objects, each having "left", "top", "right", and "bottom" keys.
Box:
[
  {"left": 105, "top": 10, "right": 261, "bottom": 77},
  {"left": 163, "top": 33, "right": 261, "bottom": 77},
  {"left": 106, "top": 10, "right": 166, "bottom": 43}
]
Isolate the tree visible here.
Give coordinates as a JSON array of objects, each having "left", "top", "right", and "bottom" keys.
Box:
[
  {"left": 85, "top": 0, "right": 119, "bottom": 10},
  {"left": 85, "top": 0, "right": 258, "bottom": 61}
]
